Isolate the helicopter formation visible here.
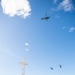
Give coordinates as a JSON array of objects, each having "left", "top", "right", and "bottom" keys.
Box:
[
  {"left": 41, "top": 14, "right": 63, "bottom": 71},
  {"left": 41, "top": 13, "right": 62, "bottom": 70},
  {"left": 41, "top": 13, "right": 51, "bottom": 20},
  {"left": 50, "top": 64, "right": 62, "bottom": 70}
]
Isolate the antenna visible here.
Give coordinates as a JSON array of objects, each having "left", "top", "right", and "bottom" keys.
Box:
[{"left": 20, "top": 58, "right": 28, "bottom": 75}]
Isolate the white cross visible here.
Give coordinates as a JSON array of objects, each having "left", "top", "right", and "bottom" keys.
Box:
[{"left": 20, "top": 58, "right": 28, "bottom": 75}]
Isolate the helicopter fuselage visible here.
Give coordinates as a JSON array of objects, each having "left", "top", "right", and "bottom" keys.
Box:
[{"left": 41, "top": 16, "right": 50, "bottom": 20}]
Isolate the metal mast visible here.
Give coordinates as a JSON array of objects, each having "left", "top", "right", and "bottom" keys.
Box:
[{"left": 20, "top": 58, "right": 28, "bottom": 75}]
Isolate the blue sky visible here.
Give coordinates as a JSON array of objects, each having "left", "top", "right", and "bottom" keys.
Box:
[{"left": 0, "top": 0, "right": 75, "bottom": 75}]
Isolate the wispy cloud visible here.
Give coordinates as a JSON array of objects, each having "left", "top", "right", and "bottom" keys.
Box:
[
  {"left": 0, "top": 0, "right": 31, "bottom": 18},
  {"left": 69, "top": 27, "right": 75, "bottom": 32},
  {"left": 57, "top": 0, "right": 73, "bottom": 11},
  {"left": 0, "top": 48, "right": 19, "bottom": 60},
  {"left": 55, "top": 15, "right": 60, "bottom": 19},
  {"left": 62, "top": 26, "right": 66, "bottom": 29},
  {"left": 52, "top": 0, "right": 75, "bottom": 12},
  {"left": 53, "top": 0, "right": 57, "bottom": 4}
]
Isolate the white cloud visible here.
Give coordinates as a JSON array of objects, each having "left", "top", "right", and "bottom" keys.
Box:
[
  {"left": 69, "top": 27, "right": 75, "bottom": 32},
  {"left": 1, "top": 0, "right": 31, "bottom": 18},
  {"left": 25, "top": 42, "right": 29, "bottom": 51},
  {"left": 54, "top": 0, "right": 57, "bottom": 4},
  {"left": 25, "top": 42, "right": 29, "bottom": 46},
  {"left": 57, "top": 0, "right": 73, "bottom": 11}
]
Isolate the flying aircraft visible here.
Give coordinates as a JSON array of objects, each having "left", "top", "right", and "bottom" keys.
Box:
[
  {"left": 59, "top": 65, "right": 62, "bottom": 68},
  {"left": 50, "top": 67, "right": 53, "bottom": 70},
  {"left": 41, "top": 13, "right": 51, "bottom": 20}
]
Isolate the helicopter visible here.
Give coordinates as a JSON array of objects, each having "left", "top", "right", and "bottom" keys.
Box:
[
  {"left": 59, "top": 64, "right": 62, "bottom": 68},
  {"left": 50, "top": 67, "right": 53, "bottom": 70},
  {"left": 41, "top": 13, "right": 51, "bottom": 20}
]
